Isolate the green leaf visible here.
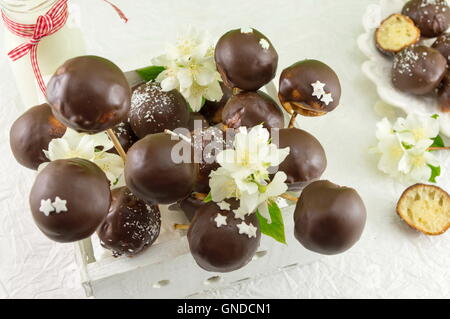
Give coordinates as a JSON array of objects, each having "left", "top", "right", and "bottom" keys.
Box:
[
  {"left": 135, "top": 65, "right": 165, "bottom": 82},
  {"left": 430, "top": 135, "right": 445, "bottom": 149},
  {"left": 203, "top": 193, "right": 212, "bottom": 203},
  {"left": 256, "top": 200, "right": 286, "bottom": 244},
  {"left": 428, "top": 164, "right": 441, "bottom": 183},
  {"left": 431, "top": 114, "right": 440, "bottom": 119}
]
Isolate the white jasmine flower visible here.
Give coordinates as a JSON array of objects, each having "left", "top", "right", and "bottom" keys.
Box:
[
  {"left": 372, "top": 114, "right": 442, "bottom": 183},
  {"left": 152, "top": 26, "right": 223, "bottom": 111},
  {"left": 216, "top": 125, "right": 289, "bottom": 181},
  {"left": 209, "top": 167, "right": 239, "bottom": 203},
  {"left": 40, "top": 128, "right": 124, "bottom": 185},
  {"left": 92, "top": 151, "right": 125, "bottom": 185},
  {"left": 209, "top": 125, "right": 290, "bottom": 218},
  {"left": 400, "top": 140, "right": 440, "bottom": 183},
  {"left": 44, "top": 128, "right": 97, "bottom": 161},
  {"left": 393, "top": 113, "right": 440, "bottom": 146},
  {"left": 256, "top": 172, "right": 288, "bottom": 223}
]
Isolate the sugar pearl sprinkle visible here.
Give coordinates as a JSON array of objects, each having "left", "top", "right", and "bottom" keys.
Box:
[
  {"left": 214, "top": 213, "right": 228, "bottom": 228},
  {"left": 311, "top": 80, "right": 334, "bottom": 105},
  {"left": 39, "top": 196, "right": 68, "bottom": 216},
  {"left": 393, "top": 47, "right": 429, "bottom": 78},
  {"left": 130, "top": 83, "right": 182, "bottom": 129},
  {"left": 237, "top": 221, "right": 257, "bottom": 238},
  {"left": 259, "top": 38, "right": 270, "bottom": 50},
  {"left": 404, "top": 0, "right": 448, "bottom": 16}
]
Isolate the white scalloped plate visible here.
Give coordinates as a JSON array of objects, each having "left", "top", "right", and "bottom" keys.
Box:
[{"left": 357, "top": 0, "right": 450, "bottom": 137}]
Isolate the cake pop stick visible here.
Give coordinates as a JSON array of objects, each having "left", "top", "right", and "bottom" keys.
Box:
[
  {"left": 106, "top": 129, "right": 127, "bottom": 161},
  {"left": 287, "top": 112, "right": 298, "bottom": 129}
]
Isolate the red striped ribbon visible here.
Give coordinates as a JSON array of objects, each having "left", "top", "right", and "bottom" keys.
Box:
[{"left": 1, "top": 0, "right": 127, "bottom": 96}]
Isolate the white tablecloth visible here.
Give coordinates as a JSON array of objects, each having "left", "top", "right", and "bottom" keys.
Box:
[{"left": 1, "top": 0, "right": 449, "bottom": 299}]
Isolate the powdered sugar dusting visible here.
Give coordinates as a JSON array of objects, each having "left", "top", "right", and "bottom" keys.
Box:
[{"left": 130, "top": 82, "right": 183, "bottom": 132}]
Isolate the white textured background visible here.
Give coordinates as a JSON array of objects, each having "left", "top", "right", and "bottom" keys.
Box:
[{"left": 1, "top": 0, "right": 450, "bottom": 299}]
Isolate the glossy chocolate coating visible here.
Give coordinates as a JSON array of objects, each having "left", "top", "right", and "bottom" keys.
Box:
[
  {"left": 215, "top": 28, "right": 278, "bottom": 91},
  {"left": 200, "top": 82, "right": 232, "bottom": 125},
  {"left": 186, "top": 112, "right": 209, "bottom": 131},
  {"left": 47, "top": 56, "right": 131, "bottom": 133},
  {"left": 125, "top": 132, "right": 196, "bottom": 204},
  {"left": 392, "top": 45, "right": 447, "bottom": 95},
  {"left": 188, "top": 202, "right": 261, "bottom": 272},
  {"left": 432, "top": 33, "right": 450, "bottom": 63},
  {"left": 402, "top": 0, "right": 450, "bottom": 38},
  {"left": 171, "top": 194, "right": 206, "bottom": 222},
  {"left": 437, "top": 72, "right": 450, "bottom": 112},
  {"left": 108, "top": 121, "right": 138, "bottom": 154},
  {"left": 294, "top": 180, "right": 367, "bottom": 255},
  {"left": 276, "top": 128, "right": 327, "bottom": 191},
  {"left": 97, "top": 187, "right": 161, "bottom": 257},
  {"left": 10, "top": 103, "right": 66, "bottom": 170},
  {"left": 279, "top": 60, "right": 341, "bottom": 117},
  {"left": 222, "top": 91, "right": 284, "bottom": 130},
  {"left": 129, "top": 82, "right": 189, "bottom": 138},
  {"left": 29, "top": 158, "right": 111, "bottom": 243}
]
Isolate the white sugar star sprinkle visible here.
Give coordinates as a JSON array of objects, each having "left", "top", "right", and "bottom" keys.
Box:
[
  {"left": 233, "top": 208, "right": 247, "bottom": 220},
  {"left": 52, "top": 196, "right": 68, "bottom": 213},
  {"left": 259, "top": 38, "right": 270, "bottom": 50},
  {"left": 321, "top": 93, "right": 334, "bottom": 105},
  {"left": 311, "top": 81, "right": 326, "bottom": 98},
  {"left": 39, "top": 199, "right": 55, "bottom": 216},
  {"left": 246, "top": 223, "right": 257, "bottom": 238},
  {"left": 237, "top": 221, "right": 257, "bottom": 238},
  {"left": 217, "top": 201, "right": 230, "bottom": 210},
  {"left": 240, "top": 27, "right": 253, "bottom": 34},
  {"left": 214, "top": 213, "right": 227, "bottom": 228}
]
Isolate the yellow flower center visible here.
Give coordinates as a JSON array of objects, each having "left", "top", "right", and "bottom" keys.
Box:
[
  {"left": 412, "top": 128, "right": 426, "bottom": 141},
  {"left": 389, "top": 145, "right": 403, "bottom": 159}
]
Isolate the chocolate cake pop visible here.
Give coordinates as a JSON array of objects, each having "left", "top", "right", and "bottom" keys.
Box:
[
  {"left": 107, "top": 121, "right": 138, "bottom": 154},
  {"left": 97, "top": 187, "right": 161, "bottom": 257},
  {"left": 10, "top": 103, "right": 66, "bottom": 170},
  {"left": 29, "top": 158, "right": 111, "bottom": 243},
  {"left": 432, "top": 33, "right": 450, "bottom": 63},
  {"left": 129, "top": 82, "right": 190, "bottom": 138},
  {"left": 294, "top": 180, "right": 367, "bottom": 255},
  {"left": 402, "top": 0, "right": 450, "bottom": 38},
  {"left": 200, "top": 82, "right": 232, "bottom": 125},
  {"left": 188, "top": 202, "right": 261, "bottom": 272},
  {"left": 437, "top": 72, "right": 450, "bottom": 112},
  {"left": 215, "top": 28, "right": 278, "bottom": 91},
  {"left": 276, "top": 128, "right": 327, "bottom": 191},
  {"left": 222, "top": 91, "right": 284, "bottom": 130},
  {"left": 47, "top": 56, "right": 131, "bottom": 133},
  {"left": 392, "top": 45, "right": 447, "bottom": 95},
  {"left": 278, "top": 60, "right": 341, "bottom": 117},
  {"left": 125, "top": 132, "right": 196, "bottom": 204}
]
